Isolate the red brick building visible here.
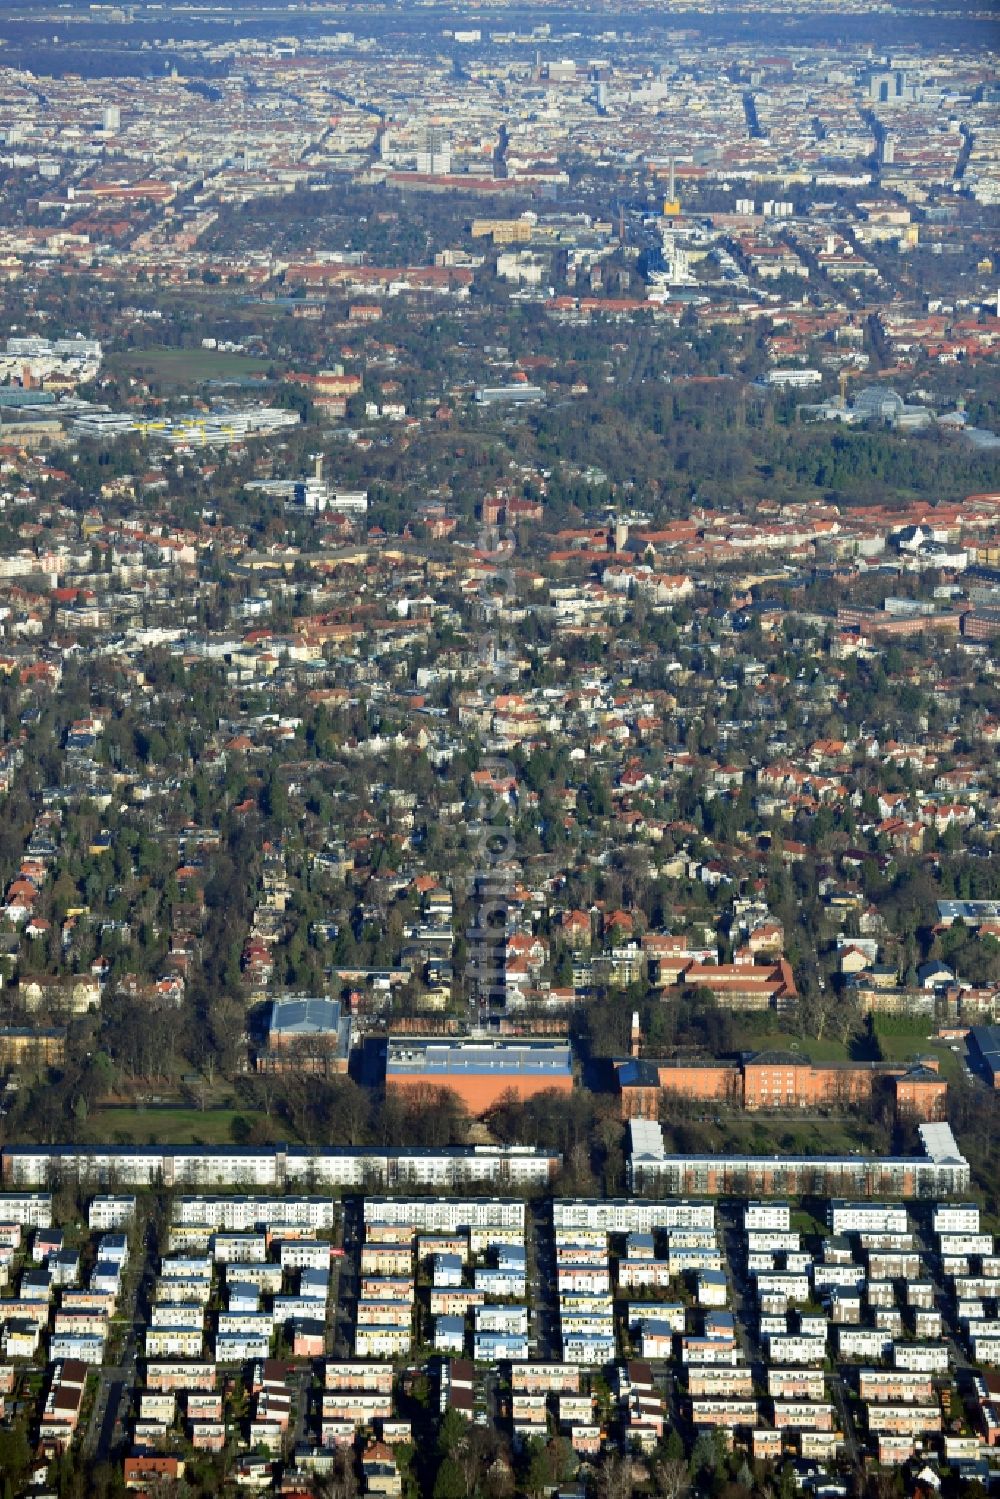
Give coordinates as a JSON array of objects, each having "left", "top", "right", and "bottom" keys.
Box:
[
  {"left": 385, "top": 1037, "right": 573, "bottom": 1115},
  {"left": 617, "top": 1050, "right": 946, "bottom": 1122}
]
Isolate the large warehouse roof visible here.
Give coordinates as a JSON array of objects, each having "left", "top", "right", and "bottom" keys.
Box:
[{"left": 386, "top": 1038, "right": 572, "bottom": 1079}]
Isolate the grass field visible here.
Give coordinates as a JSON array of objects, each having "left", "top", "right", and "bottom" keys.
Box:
[
  {"left": 713, "top": 1116, "right": 874, "bottom": 1155},
  {"left": 790, "top": 1207, "right": 829, "bottom": 1239},
  {"left": 870, "top": 1029, "right": 964, "bottom": 1082},
  {"left": 109, "top": 346, "right": 271, "bottom": 385},
  {"left": 874, "top": 1031, "right": 934, "bottom": 1062},
  {"left": 728, "top": 1019, "right": 853, "bottom": 1064},
  {"left": 82, "top": 1106, "right": 278, "bottom": 1146},
  {"left": 661, "top": 1113, "right": 881, "bottom": 1158}
]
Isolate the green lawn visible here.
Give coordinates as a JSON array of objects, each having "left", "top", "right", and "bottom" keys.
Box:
[
  {"left": 109, "top": 346, "right": 271, "bottom": 386},
  {"left": 790, "top": 1207, "right": 829, "bottom": 1239},
  {"left": 728, "top": 1019, "right": 852, "bottom": 1064},
  {"left": 82, "top": 1106, "right": 279, "bottom": 1146},
  {"left": 661, "top": 1114, "right": 881, "bottom": 1158},
  {"left": 873, "top": 1032, "right": 937, "bottom": 1065},
  {"left": 714, "top": 1117, "right": 871, "bottom": 1155}
]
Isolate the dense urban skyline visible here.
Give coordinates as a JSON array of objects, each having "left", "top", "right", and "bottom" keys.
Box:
[{"left": 0, "top": 1, "right": 997, "bottom": 1496}]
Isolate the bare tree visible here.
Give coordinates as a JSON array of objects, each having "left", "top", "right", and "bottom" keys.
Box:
[
  {"left": 595, "top": 1452, "right": 634, "bottom": 1499},
  {"left": 650, "top": 1457, "right": 690, "bottom": 1499},
  {"left": 317, "top": 1449, "right": 359, "bottom": 1499},
  {"left": 209, "top": 994, "right": 247, "bottom": 1077}
]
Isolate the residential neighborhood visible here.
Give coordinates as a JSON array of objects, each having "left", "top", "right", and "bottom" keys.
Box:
[{"left": 0, "top": 0, "right": 998, "bottom": 1493}]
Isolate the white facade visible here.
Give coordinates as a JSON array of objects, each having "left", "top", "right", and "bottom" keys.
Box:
[
  {"left": 933, "top": 1203, "right": 980, "bottom": 1235},
  {"left": 88, "top": 1196, "right": 137, "bottom": 1231},
  {"left": 476, "top": 1304, "right": 528, "bottom": 1335},
  {"left": 2, "top": 1145, "right": 556, "bottom": 1192},
  {"left": 893, "top": 1341, "right": 949, "bottom": 1372},
  {"left": 365, "top": 1198, "right": 525, "bottom": 1232},
  {"left": 553, "top": 1198, "right": 714, "bottom": 1234},
  {"left": 174, "top": 1196, "right": 336, "bottom": 1231},
  {"left": 49, "top": 1334, "right": 104, "bottom": 1365},
  {"left": 562, "top": 1332, "right": 615, "bottom": 1365},
  {"left": 745, "top": 1202, "right": 791, "bottom": 1232},
  {"left": 767, "top": 1334, "right": 826, "bottom": 1365},
  {"left": 0, "top": 1193, "right": 52, "bottom": 1227},
  {"left": 829, "top": 1202, "right": 909, "bottom": 1235},
  {"left": 216, "top": 1332, "right": 271, "bottom": 1362},
  {"left": 473, "top": 1330, "right": 528, "bottom": 1361}
]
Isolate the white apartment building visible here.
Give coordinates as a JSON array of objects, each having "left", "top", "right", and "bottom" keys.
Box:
[
  {"left": 211, "top": 1233, "right": 266, "bottom": 1265},
  {"left": 0, "top": 1193, "right": 53, "bottom": 1227},
  {"left": 767, "top": 1334, "right": 827, "bottom": 1366},
  {"left": 561, "top": 1331, "right": 615, "bottom": 1365},
  {"left": 476, "top": 1304, "right": 528, "bottom": 1335},
  {"left": 745, "top": 1202, "right": 791, "bottom": 1232},
  {"left": 829, "top": 1202, "right": 909, "bottom": 1235},
  {"left": 476, "top": 1266, "right": 528, "bottom": 1297},
  {"left": 174, "top": 1196, "right": 336, "bottom": 1232},
  {"left": 88, "top": 1196, "right": 137, "bottom": 1231},
  {"left": 813, "top": 1263, "right": 865, "bottom": 1293},
  {"left": 364, "top": 1198, "right": 525, "bottom": 1233},
  {"left": 3, "top": 1145, "right": 556, "bottom": 1193},
  {"left": 893, "top": 1341, "right": 950, "bottom": 1372},
  {"left": 278, "top": 1240, "right": 329, "bottom": 1271},
  {"left": 553, "top": 1197, "right": 714, "bottom": 1234},
  {"left": 473, "top": 1330, "right": 528, "bottom": 1361},
  {"left": 838, "top": 1327, "right": 892, "bottom": 1360},
  {"left": 755, "top": 1273, "right": 810, "bottom": 1304},
  {"left": 150, "top": 1304, "right": 205, "bottom": 1331},
  {"left": 681, "top": 1337, "right": 739, "bottom": 1366},
  {"left": 933, "top": 1203, "right": 981, "bottom": 1235},
  {"left": 938, "top": 1234, "right": 994, "bottom": 1257},
  {"left": 274, "top": 1296, "right": 329, "bottom": 1323},
  {"left": 216, "top": 1332, "right": 271, "bottom": 1362},
  {"left": 748, "top": 1231, "right": 800, "bottom": 1254},
  {"left": 49, "top": 1334, "right": 104, "bottom": 1365}
]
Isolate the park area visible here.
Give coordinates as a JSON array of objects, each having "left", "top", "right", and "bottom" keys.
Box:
[{"left": 108, "top": 345, "right": 271, "bottom": 387}]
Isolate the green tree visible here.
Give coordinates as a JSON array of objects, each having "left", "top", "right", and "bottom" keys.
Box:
[
  {"left": 0, "top": 1428, "right": 30, "bottom": 1489},
  {"left": 432, "top": 1459, "right": 466, "bottom": 1499},
  {"left": 437, "top": 1407, "right": 471, "bottom": 1459}
]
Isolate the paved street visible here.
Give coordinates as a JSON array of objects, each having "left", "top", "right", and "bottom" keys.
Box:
[{"left": 83, "top": 1211, "right": 159, "bottom": 1461}]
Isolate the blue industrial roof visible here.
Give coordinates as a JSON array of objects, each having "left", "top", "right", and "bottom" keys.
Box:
[
  {"left": 269, "top": 995, "right": 344, "bottom": 1036},
  {"left": 0, "top": 388, "right": 56, "bottom": 408},
  {"left": 937, "top": 899, "right": 1000, "bottom": 925},
  {"left": 386, "top": 1039, "right": 572, "bottom": 1079},
  {"left": 970, "top": 1024, "right": 1000, "bottom": 1071}
]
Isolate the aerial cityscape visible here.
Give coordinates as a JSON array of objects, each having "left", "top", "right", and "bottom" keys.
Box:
[{"left": 0, "top": 0, "right": 998, "bottom": 1495}]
